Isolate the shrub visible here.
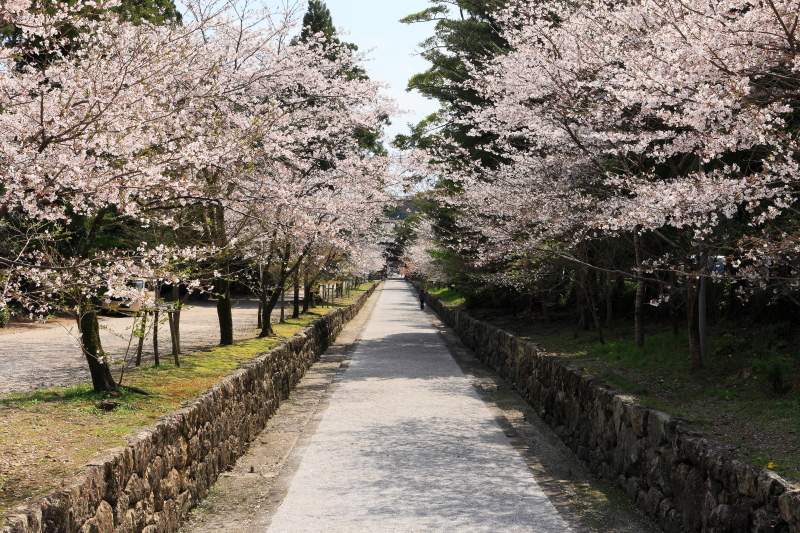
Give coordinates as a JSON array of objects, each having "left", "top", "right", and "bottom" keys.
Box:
[{"left": 753, "top": 352, "right": 793, "bottom": 394}]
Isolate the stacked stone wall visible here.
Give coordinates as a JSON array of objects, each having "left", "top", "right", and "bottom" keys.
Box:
[
  {"left": 1, "top": 284, "right": 378, "bottom": 533},
  {"left": 425, "top": 292, "right": 800, "bottom": 533}
]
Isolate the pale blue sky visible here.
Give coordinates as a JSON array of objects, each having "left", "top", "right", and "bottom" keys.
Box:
[{"left": 320, "top": 0, "right": 441, "bottom": 140}]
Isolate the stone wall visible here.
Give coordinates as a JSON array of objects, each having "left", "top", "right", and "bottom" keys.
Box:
[
  {"left": 425, "top": 292, "right": 800, "bottom": 533},
  {"left": 1, "top": 284, "right": 378, "bottom": 533}
]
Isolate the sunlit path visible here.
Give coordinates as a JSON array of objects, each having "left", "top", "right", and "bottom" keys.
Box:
[{"left": 261, "top": 279, "right": 572, "bottom": 532}]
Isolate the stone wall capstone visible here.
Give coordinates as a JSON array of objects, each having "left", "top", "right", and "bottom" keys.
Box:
[
  {"left": 1, "top": 283, "right": 378, "bottom": 533},
  {"left": 424, "top": 290, "right": 800, "bottom": 533}
]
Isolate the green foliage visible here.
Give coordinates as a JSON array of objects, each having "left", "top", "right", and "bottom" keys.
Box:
[
  {"left": 714, "top": 332, "right": 747, "bottom": 356},
  {"left": 587, "top": 332, "right": 691, "bottom": 373},
  {"left": 113, "top": 0, "right": 182, "bottom": 25},
  {"left": 299, "top": 0, "right": 337, "bottom": 43},
  {"left": 392, "top": 1, "right": 512, "bottom": 283},
  {"left": 1, "top": 0, "right": 181, "bottom": 68},
  {"left": 752, "top": 352, "right": 793, "bottom": 394},
  {"left": 600, "top": 370, "right": 649, "bottom": 395},
  {"left": 296, "top": 0, "right": 365, "bottom": 80},
  {"left": 428, "top": 286, "right": 466, "bottom": 306},
  {"left": 293, "top": 1, "right": 385, "bottom": 154},
  {"left": 399, "top": 0, "right": 509, "bottom": 165}
]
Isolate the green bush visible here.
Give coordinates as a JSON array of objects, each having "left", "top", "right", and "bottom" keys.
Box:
[{"left": 752, "top": 352, "right": 793, "bottom": 394}]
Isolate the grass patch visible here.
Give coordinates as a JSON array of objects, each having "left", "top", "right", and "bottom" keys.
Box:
[
  {"left": 428, "top": 287, "right": 466, "bottom": 307},
  {"left": 586, "top": 332, "right": 691, "bottom": 373},
  {"left": 600, "top": 370, "right": 650, "bottom": 396},
  {"left": 463, "top": 304, "right": 800, "bottom": 484},
  {"left": 0, "top": 283, "right": 375, "bottom": 519}
]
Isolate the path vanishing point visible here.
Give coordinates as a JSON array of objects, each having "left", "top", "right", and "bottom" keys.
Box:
[{"left": 182, "top": 279, "right": 658, "bottom": 533}]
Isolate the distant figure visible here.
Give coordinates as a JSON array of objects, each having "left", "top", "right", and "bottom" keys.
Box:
[{"left": 419, "top": 289, "right": 425, "bottom": 310}]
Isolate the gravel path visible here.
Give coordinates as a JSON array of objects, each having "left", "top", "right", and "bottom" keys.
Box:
[
  {"left": 182, "top": 281, "right": 659, "bottom": 533},
  {"left": 263, "top": 280, "right": 573, "bottom": 532},
  {"left": 0, "top": 298, "right": 266, "bottom": 396}
]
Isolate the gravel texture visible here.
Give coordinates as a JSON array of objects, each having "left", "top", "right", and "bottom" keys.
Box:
[
  {"left": 0, "top": 299, "right": 263, "bottom": 395},
  {"left": 261, "top": 280, "right": 573, "bottom": 532},
  {"left": 182, "top": 280, "right": 659, "bottom": 533}
]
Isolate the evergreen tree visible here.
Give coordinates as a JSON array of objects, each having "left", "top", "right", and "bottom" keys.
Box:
[
  {"left": 396, "top": 0, "right": 509, "bottom": 166},
  {"left": 295, "top": 0, "right": 386, "bottom": 154},
  {"left": 299, "top": 0, "right": 336, "bottom": 42}
]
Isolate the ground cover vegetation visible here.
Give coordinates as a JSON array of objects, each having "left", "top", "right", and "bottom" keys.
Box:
[
  {"left": 429, "top": 282, "right": 800, "bottom": 483},
  {"left": 0, "top": 283, "right": 373, "bottom": 519},
  {"left": 0, "top": 0, "right": 402, "bottom": 393},
  {"left": 397, "top": 0, "right": 800, "bottom": 484}
]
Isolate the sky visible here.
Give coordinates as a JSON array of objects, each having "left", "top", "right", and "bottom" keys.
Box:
[{"left": 319, "top": 0, "right": 441, "bottom": 141}]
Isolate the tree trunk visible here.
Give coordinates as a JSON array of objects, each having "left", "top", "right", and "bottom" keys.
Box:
[
  {"left": 216, "top": 275, "right": 233, "bottom": 346},
  {"left": 279, "top": 287, "right": 286, "bottom": 323},
  {"left": 686, "top": 277, "right": 704, "bottom": 370},
  {"left": 585, "top": 281, "right": 605, "bottom": 344},
  {"left": 670, "top": 271, "right": 680, "bottom": 335},
  {"left": 573, "top": 274, "right": 585, "bottom": 339},
  {"left": 79, "top": 308, "right": 117, "bottom": 392},
  {"left": 153, "top": 310, "right": 160, "bottom": 366},
  {"left": 698, "top": 247, "right": 708, "bottom": 366},
  {"left": 292, "top": 271, "right": 300, "bottom": 319},
  {"left": 170, "top": 284, "right": 181, "bottom": 363},
  {"left": 168, "top": 312, "right": 180, "bottom": 367},
  {"left": 259, "top": 284, "right": 284, "bottom": 337},
  {"left": 605, "top": 272, "right": 616, "bottom": 329},
  {"left": 303, "top": 278, "right": 313, "bottom": 313},
  {"left": 135, "top": 313, "right": 148, "bottom": 367},
  {"left": 634, "top": 226, "right": 645, "bottom": 348},
  {"left": 258, "top": 265, "right": 267, "bottom": 329}
]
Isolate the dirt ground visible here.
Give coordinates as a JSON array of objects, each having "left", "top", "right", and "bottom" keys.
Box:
[{"left": 0, "top": 299, "right": 262, "bottom": 396}]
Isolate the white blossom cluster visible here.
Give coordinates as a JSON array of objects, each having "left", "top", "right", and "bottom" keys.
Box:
[
  {"left": 426, "top": 0, "right": 800, "bottom": 292},
  {"left": 0, "top": 0, "right": 404, "bottom": 318}
]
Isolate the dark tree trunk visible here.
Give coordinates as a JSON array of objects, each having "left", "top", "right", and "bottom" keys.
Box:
[
  {"left": 279, "top": 286, "right": 286, "bottom": 323},
  {"left": 605, "top": 272, "right": 616, "bottom": 329},
  {"left": 168, "top": 313, "right": 180, "bottom": 367},
  {"left": 634, "top": 226, "right": 645, "bottom": 348},
  {"left": 258, "top": 265, "right": 267, "bottom": 329},
  {"left": 153, "top": 310, "right": 161, "bottom": 366},
  {"left": 259, "top": 243, "right": 307, "bottom": 336},
  {"left": 216, "top": 276, "right": 233, "bottom": 346},
  {"left": 670, "top": 271, "right": 680, "bottom": 336},
  {"left": 698, "top": 247, "right": 708, "bottom": 366},
  {"left": 135, "top": 313, "right": 148, "bottom": 367},
  {"left": 573, "top": 272, "right": 586, "bottom": 339},
  {"left": 303, "top": 279, "right": 313, "bottom": 313},
  {"left": 292, "top": 272, "right": 300, "bottom": 319},
  {"left": 80, "top": 309, "right": 117, "bottom": 392},
  {"left": 573, "top": 243, "right": 590, "bottom": 338},
  {"left": 259, "top": 284, "right": 283, "bottom": 337},
  {"left": 169, "top": 284, "right": 181, "bottom": 365},
  {"left": 209, "top": 202, "right": 233, "bottom": 346},
  {"left": 686, "top": 277, "right": 704, "bottom": 370},
  {"left": 585, "top": 281, "right": 605, "bottom": 344}
]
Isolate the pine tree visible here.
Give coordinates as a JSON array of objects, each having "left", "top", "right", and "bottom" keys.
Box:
[{"left": 397, "top": 0, "right": 509, "bottom": 166}]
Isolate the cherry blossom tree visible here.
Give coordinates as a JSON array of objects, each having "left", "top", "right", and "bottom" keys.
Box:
[
  {"left": 420, "top": 0, "right": 799, "bottom": 369},
  {"left": 0, "top": 0, "right": 400, "bottom": 390}
]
